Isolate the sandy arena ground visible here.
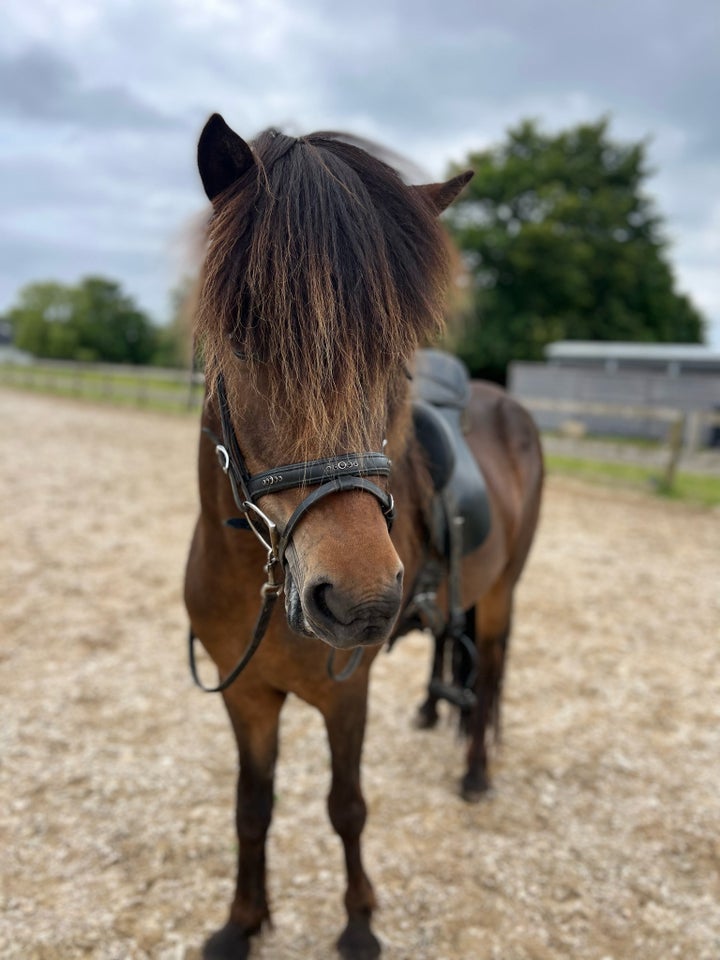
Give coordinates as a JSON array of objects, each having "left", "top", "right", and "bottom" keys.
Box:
[{"left": 1, "top": 389, "right": 719, "bottom": 960}]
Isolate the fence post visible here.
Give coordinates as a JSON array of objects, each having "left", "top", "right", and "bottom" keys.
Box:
[
  {"left": 684, "top": 411, "right": 702, "bottom": 455},
  {"left": 661, "top": 414, "right": 686, "bottom": 492},
  {"left": 136, "top": 374, "right": 148, "bottom": 406}
]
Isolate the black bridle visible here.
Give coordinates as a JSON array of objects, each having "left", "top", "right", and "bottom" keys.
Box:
[{"left": 189, "top": 374, "right": 396, "bottom": 692}]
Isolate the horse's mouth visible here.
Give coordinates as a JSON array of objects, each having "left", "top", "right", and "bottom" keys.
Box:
[{"left": 284, "top": 568, "right": 316, "bottom": 638}]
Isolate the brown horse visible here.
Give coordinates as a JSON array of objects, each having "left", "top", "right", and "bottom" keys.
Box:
[{"left": 184, "top": 114, "right": 543, "bottom": 960}]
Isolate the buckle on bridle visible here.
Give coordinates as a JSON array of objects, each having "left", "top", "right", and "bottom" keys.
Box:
[
  {"left": 215, "top": 444, "right": 230, "bottom": 474},
  {"left": 242, "top": 500, "right": 281, "bottom": 556}
]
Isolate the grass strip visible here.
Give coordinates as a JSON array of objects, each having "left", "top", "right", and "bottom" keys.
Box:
[{"left": 545, "top": 453, "right": 720, "bottom": 507}]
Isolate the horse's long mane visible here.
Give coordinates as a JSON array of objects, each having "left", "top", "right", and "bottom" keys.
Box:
[{"left": 196, "top": 128, "right": 451, "bottom": 457}]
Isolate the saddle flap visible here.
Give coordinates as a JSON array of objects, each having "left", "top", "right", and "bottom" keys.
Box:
[
  {"left": 411, "top": 349, "right": 491, "bottom": 555},
  {"left": 412, "top": 399, "right": 456, "bottom": 493},
  {"left": 443, "top": 418, "right": 491, "bottom": 554}
]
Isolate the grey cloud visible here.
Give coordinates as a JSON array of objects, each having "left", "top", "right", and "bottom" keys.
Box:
[
  {"left": 299, "top": 0, "right": 719, "bottom": 152},
  {"left": 0, "top": 45, "right": 179, "bottom": 129}
]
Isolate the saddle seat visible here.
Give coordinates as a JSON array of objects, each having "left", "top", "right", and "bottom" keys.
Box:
[{"left": 411, "top": 349, "right": 491, "bottom": 554}]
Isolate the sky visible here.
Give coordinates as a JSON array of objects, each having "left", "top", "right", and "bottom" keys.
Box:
[{"left": 2, "top": 0, "right": 719, "bottom": 346}]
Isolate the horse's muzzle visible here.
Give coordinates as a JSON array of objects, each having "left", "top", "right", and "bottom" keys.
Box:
[
  {"left": 285, "top": 563, "right": 403, "bottom": 648},
  {"left": 301, "top": 569, "right": 403, "bottom": 648}
]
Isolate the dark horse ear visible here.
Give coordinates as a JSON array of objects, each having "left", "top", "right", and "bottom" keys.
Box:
[
  {"left": 198, "top": 113, "right": 255, "bottom": 202},
  {"left": 416, "top": 170, "right": 474, "bottom": 213}
]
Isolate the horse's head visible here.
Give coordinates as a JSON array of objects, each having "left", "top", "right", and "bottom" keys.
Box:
[{"left": 195, "top": 114, "right": 472, "bottom": 649}]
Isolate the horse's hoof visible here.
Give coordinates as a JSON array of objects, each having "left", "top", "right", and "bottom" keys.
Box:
[
  {"left": 460, "top": 771, "right": 493, "bottom": 804},
  {"left": 337, "top": 917, "right": 381, "bottom": 960},
  {"left": 203, "top": 922, "right": 252, "bottom": 960}
]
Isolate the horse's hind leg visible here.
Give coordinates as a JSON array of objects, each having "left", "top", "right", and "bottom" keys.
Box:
[
  {"left": 322, "top": 680, "right": 381, "bottom": 960},
  {"left": 461, "top": 579, "right": 513, "bottom": 802},
  {"left": 203, "top": 685, "right": 286, "bottom": 960}
]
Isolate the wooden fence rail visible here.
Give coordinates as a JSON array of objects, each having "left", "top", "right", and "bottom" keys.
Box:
[
  {"left": 520, "top": 396, "right": 720, "bottom": 445},
  {"left": 0, "top": 360, "right": 204, "bottom": 411},
  {"left": 3, "top": 362, "right": 719, "bottom": 483},
  {"left": 519, "top": 395, "right": 720, "bottom": 486}
]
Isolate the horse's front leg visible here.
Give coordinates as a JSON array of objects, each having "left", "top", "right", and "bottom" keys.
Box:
[
  {"left": 322, "top": 680, "right": 381, "bottom": 960},
  {"left": 203, "top": 684, "right": 286, "bottom": 960}
]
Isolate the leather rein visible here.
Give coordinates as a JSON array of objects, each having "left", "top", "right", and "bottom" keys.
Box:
[{"left": 189, "top": 373, "right": 396, "bottom": 692}]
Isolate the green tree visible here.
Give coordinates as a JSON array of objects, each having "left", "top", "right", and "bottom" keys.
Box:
[
  {"left": 444, "top": 118, "right": 705, "bottom": 381},
  {"left": 9, "top": 277, "right": 157, "bottom": 364}
]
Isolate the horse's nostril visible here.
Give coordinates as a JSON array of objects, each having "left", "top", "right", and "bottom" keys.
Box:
[
  {"left": 311, "top": 581, "right": 337, "bottom": 623},
  {"left": 305, "top": 575, "right": 403, "bottom": 634}
]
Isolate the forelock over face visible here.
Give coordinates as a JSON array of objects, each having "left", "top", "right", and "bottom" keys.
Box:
[{"left": 195, "top": 125, "right": 453, "bottom": 460}]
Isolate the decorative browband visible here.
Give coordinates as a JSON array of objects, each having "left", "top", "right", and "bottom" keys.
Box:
[{"left": 246, "top": 452, "right": 391, "bottom": 499}]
